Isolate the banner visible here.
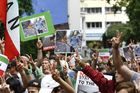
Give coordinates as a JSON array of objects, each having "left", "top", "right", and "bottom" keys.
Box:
[
  {"left": 75, "top": 71, "right": 100, "bottom": 93},
  {"left": 0, "top": 54, "right": 9, "bottom": 76},
  {"left": 4, "top": 0, "right": 20, "bottom": 60}
]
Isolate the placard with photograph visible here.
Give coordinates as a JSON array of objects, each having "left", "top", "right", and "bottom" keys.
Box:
[
  {"left": 20, "top": 12, "right": 55, "bottom": 41},
  {"left": 123, "top": 46, "right": 134, "bottom": 61},
  {"left": 54, "top": 30, "right": 82, "bottom": 53},
  {"left": 133, "top": 45, "right": 140, "bottom": 59},
  {"left": 42, "top": 35, "right": 55, "bottom": 51}
]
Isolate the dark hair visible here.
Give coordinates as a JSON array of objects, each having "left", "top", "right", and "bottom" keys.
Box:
[
  {"left": 6, "top": 75, "right": 25, "bottom": 93},
  {"left": 116, "top": 81, "right": 137, "bottom": 93},
  {"left": 7, "top": 60, "right": 17, "bottom": 69},
  {"left": 52, "top": 86, "right": 61, "bottom": 93},
  {"left": 28, "top": 79, "right": 41, "bottom": 88}
]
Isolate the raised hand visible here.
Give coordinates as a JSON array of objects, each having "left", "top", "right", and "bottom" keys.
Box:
[
  {"left": 36, "top": 38, "right": 43, "bottom": 49},
  {"left": 92, "top": 50, "right": 99, "bottom": 60},
  {"left": 74, "top": 49, "right": 80, "bottom": 63},
  {"left": 52, "top": 69, "right": 61, "bottom": 82},
  {"left": 111, "top": 32, "right": 122, "bottom": 49},
  {"left": 25, "top": 54, "right": 36, "bottom": 69}
]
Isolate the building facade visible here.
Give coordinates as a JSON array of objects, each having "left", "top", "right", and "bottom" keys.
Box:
[{"left": 80, "top": 0, "right": 129, "bottom": 41}]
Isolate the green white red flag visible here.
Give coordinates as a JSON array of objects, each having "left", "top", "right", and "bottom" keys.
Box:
[
  {"left": 0, "top": 0, "right": 20, "bottom": 60},
  {"left": 0, "top": 54, "right": 9, "bottom": 76}
]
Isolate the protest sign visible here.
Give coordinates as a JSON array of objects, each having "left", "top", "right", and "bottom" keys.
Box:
[
  {"left": 133, "top": 45, "right": 140, "bottom": 59},
  {"left": 123, "top": 46, "right": 134, "bottom": 61},
  {"left": 42, "top": 35, "right": 55, "bottom": 51},
  {"left": 54, "top": 30, "right": 82, "bottom": 53},
  {"left": 20, "top": 12, "right": 55, "bottom": 41},
  {"left": 75, "top": 71, "right": 112, "bottom": 93}
]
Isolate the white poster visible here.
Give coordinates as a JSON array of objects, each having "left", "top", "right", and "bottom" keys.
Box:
[{"left": 75, "top": 71, "right": 112, "bottom": 93}]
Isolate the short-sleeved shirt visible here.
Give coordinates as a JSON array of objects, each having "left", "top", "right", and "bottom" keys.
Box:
[{"left": 131, "top": 71, "right": 140, "bottom": 82}]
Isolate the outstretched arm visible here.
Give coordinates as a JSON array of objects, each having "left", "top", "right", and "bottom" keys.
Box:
[
  {"left": 112, "top": 32, "right": 133, "bottom": 80},
  {"left": 36, "top": 38, "right": 43, "bottom": 67}
]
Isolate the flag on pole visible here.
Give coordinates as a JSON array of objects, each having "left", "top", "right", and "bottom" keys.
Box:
[
  {"left": 0, "top": 0, "right": 20, "bottom": 60},
  {"left": 0, "top": 54, "right": 9, "bottom": 76}
]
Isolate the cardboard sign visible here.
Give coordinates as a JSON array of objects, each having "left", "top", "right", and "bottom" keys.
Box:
[{"left": 20, "top": 12, "right": 55, "bottom": 41}]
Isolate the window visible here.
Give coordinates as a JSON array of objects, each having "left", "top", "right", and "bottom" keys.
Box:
[
  {"left": 105, "top": 7, "right": 122, "bottom": 14},
  {"left": 105, "top": 7, "right": 114, "bottom": 14},
  {"left": 85, "top": 7, "right": 102, "bottom": 14},
  {"left": 86, "top": 22, "right": 102, "bottom": 28}
]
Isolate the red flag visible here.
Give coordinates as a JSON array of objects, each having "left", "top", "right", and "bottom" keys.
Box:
[
  {"left": 0, "top": 0, "right": 20, "bottom": 60},
  {"left": 0, "top": 0, "right": 7, "bottom": 29}
]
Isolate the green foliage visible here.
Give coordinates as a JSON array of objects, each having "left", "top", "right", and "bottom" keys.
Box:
[
  {"left": 107, "top": 0, "right": 140, "bottom": 42},
  {"left": 18, "top": 0, "right": 34, "bottom": 16},
  {"left": 20, "top": 40, "right": 38, "bottom": 59},
  {"left": 103, "top": 23, "right": 133, "bottom": 47},
  {"left": 126, "top": 0, "right": 140, "bottom": 41}
]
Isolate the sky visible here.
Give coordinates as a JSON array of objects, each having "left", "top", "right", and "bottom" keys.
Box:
[{"left": 23, "top": 0, "right": 68, "bottom": 25}]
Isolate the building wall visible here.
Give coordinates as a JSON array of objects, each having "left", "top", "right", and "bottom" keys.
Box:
[
  {"left": 68, "top": 0, "right": 81, "bottom": 29},
  {"left": 80, "top": 0, "right": 129, "bottom": 41}
]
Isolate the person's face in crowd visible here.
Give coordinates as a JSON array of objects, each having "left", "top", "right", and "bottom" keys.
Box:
[
  {"left": 42, "top": 60, "right": 51, "bottom": 74},
  {"left": 20, "top": 56, "right": 29, "bottom": 66},
  {"left": 115, "top": 71, "right": 125, "bottom": 83},
  {"left": 9, "top": 66, "right": 16, "bottom": 74},
  {"left": 28, "top": 87, "right": 39, "bottom": 93},
  {"left": 50, "top": 60, "right": 57, "bottom": 70}
]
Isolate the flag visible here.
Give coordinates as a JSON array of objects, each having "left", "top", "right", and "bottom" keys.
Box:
[
  {"left": 0, "top": 0, "right": 20, "bottom": 60},
  {"left": 0, "top": 54, "right": 9, "bottom": 76}
]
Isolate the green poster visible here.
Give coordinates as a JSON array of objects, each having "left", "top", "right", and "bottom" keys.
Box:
[{"left": 20, "top": 12, "right": 55, "bottom": 41}]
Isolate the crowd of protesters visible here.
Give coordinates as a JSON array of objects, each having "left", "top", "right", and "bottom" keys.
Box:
[{"left": 0, "top": 32, "right": 140, "bottom": 93}]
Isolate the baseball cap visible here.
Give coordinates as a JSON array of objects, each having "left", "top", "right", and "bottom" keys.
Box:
[{"left": 39, "top": 74, "right": 60, "bottom": 93}]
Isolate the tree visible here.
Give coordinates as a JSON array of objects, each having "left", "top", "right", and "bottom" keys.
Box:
[
  {"left": 18, "top": 0, "right": 34, "bottom": 16},
  {"left": 102, "top": 23, "right": 133, "bottom": 48},
  {"left": 108, "top": 0, "right": 140, "bottom": 42}
]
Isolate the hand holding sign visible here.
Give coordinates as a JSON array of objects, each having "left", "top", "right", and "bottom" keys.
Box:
[{"left": 36, "top": 38, "right": 43, "bottom": 50}]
